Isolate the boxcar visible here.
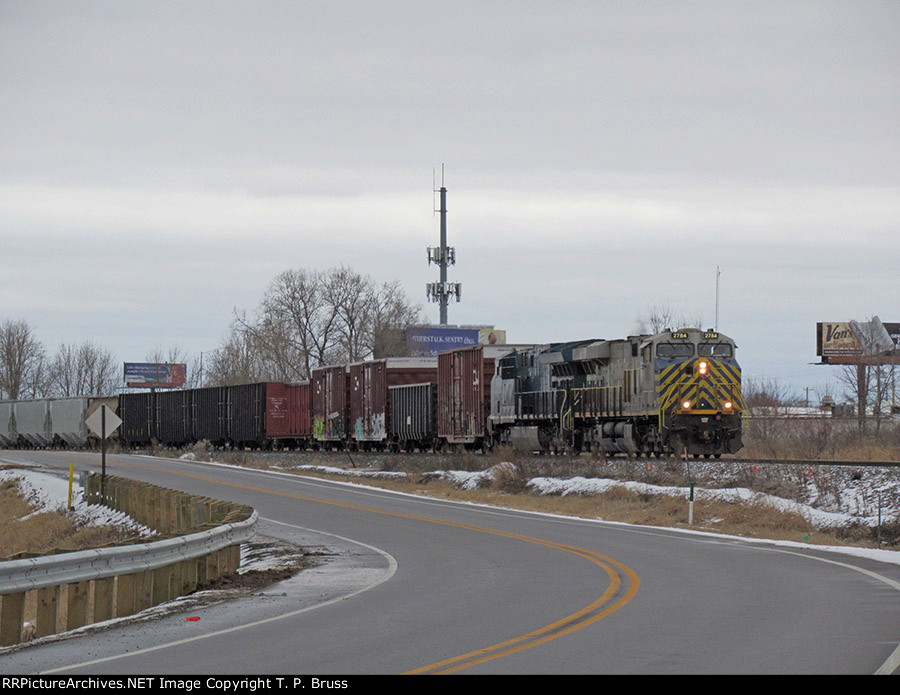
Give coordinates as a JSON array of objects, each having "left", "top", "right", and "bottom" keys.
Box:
[
  {"left": 348, "top": 358, "right": 437, "bottom": 448},
  {"left": 312, "top": 365, "right": 349, "bottom": 445},
  {"left": 438, "top": 345, "right": 518, "bottom": 448},
  {"left": 265, "top": 382, "right": 312, "bottom": 446}
]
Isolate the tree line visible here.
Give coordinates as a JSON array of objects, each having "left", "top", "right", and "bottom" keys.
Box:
[{"left": 0, "top": 266, "right": 421, "bottom": 400}]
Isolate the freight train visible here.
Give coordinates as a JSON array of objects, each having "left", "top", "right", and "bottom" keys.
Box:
[{"left": 0, "top": 328, "right": 743, "bottom": 458}]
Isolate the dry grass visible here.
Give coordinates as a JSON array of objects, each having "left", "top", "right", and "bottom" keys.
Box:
[
  {"left": 0, "top": 476, "right": 130, "bottom": 560},
  {"left": 741, "top": 417, "right": 900, "bottom": 461},
  {"left": 277, "top": 462, "right": 889, "bottom": 548},
  {"left": 110, "top": 438, "right": 900, "bottom": 549}
]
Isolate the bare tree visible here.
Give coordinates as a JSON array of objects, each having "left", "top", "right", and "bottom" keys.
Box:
[
  {"left": 839, "top": 316, "right": 896, "bottom": 432},
  {"left": 145, "top": 345, "right": 190, "bottom": 366},
  {"left": 0, "top": 319, "right": 48, "bottom": 399},
  {"left": 204, "top": 320, "right": 274, "bottom": 386},
  {"left": 215, "top": 266, "right": 421, "bottom": 384},
  {"left": 366, "top": 279, "right": 421, "bottom": 357},
  {"left": 50, "top": 340, "right": 118, "bottom": 396},
  {"left": 641, "top": 303, "right": 704, "bottom": 335}
]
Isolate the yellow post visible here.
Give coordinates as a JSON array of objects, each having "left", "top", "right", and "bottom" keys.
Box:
[{"left": 68, "top": 463, "right": 75, "bottom": 511}]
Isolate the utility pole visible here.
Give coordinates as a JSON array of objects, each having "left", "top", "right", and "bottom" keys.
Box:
[{"left": 426, "top": 165, "right": 461, "bottom": 325}]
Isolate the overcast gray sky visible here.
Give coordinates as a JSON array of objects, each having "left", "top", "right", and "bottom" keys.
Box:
[{"left": 1, "top": 1, "right": 898, "bottom": 400}]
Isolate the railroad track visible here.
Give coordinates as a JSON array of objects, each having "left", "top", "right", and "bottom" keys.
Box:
[{"left": 131, "top": 446, "right": 900, "bottom": 471}]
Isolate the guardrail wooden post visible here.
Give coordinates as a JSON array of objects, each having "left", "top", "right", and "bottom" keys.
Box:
[
  {"left": 181, "top": 558, "right": 198, "bottom": 594},
  {"left": 196, "top": 555, "right": 208, "bottom": 585},
  {"left": 0, "top": 592, "right": 26, "bottom": 646},
  {"left": 151, "top": 566, "right": 170, "bottom": 606},
  {"left": 164, "top": 489, "right": 176, "bottom": 533},
  {"left": 154, "top": 487, "right": 165, "bottom": 530},
  {"left": 93, "top": 577, "right": 114, "bottom": 623},
  {"left": 66, "top": 581, "right": 89, "bottom": 631},
  {"left": 146, "top": 486, "right": 157, "bottom": 530},
  {"left": 167, "top": 562, "right": 182, "bottom": 599},
  {"left": 116, "top": 574, "right": 136, "bottom": 618},
  {"left": 36, "top": 585, "right": 60, "bottom": 638},
  {"left": 134, "top": 570, "right": 152, "bottom": 612},
  {"left": 206, "top": 551, "right": 219, "bottom": 583},
  {"left": 216, "top": 548, "right": 230, "bottom": 576},
  {"left": 129, "top": 483, "right": 140, "bottom": 524}
]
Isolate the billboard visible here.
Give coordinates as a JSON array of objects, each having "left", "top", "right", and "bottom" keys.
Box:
[
  {"left": 817, "top": 318, "right": 900, "bottom": 365},
  {"left": 406, "top": 326, "right": 506, "bottom": 357},
  {"left": 124, "top": 362, "right": 187, "bottom": 388}
]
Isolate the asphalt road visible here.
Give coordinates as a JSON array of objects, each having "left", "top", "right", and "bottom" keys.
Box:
[{"left": 1, "top": 450, "right": 899, "bottom": 675}]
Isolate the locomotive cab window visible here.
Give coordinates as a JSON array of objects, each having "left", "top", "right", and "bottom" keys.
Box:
[
  {"left": 497, "top": 356, "right": 517, "bottom": 378},
  {"left": 698, "top": 343, "right": 733, "bottom": 358},
  {"left": 657, "top": 343, "right": 694, "bottom": 358}
]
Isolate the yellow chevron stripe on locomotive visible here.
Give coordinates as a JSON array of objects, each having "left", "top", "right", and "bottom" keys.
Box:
[{"left": 656, "top": 357, "right": 743, "bottom": 415}]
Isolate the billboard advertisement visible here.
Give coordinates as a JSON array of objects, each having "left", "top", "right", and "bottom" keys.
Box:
[
  {"left": 817, "top": 318, "right": 900, "bottom": 364},
  {"left": 406, "top": 326, "right": 506, "bottom": 357},
  {"left": 124, "top": 362, "right": 187, "bottom": 388}
]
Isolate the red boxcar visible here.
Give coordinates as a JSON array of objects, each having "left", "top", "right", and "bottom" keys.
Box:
[
  {"left": 348, "top": 358, "right": 437, "bottom": 446},
  {"left": 438, "top": 346, "right": 516, "bottom": 447},
  {"left": 265, "top": 382, "right": 311, "bottom": 445},
  {"left": 312, "top": 365, "right": 349, "bottom": 444}
]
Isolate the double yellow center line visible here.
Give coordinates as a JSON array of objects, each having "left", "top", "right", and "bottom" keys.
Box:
[{"left": 107, "top": 457, "right": 641, "bottom": 674}]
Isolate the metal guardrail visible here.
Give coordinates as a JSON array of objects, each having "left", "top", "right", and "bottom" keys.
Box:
[
  {"left": 0, "top": 474, "right": 259, "bottom": 647},
  {"left": 0, "top": 511, "right": 257, "bottom": 595}
]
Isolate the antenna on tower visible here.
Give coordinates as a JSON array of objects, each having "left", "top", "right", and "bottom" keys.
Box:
[{"left": 426, "top": 164, "right": 461, "bottom": 325}]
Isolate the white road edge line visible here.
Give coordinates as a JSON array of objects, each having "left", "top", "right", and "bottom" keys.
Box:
[
  {"left": 38, "top": 519, "right": 398, "bottom": 675},
  {"left": 755, "top": 546, "right": 900, "bottom": 676}
]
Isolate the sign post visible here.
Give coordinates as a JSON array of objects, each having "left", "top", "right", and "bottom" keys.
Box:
[{"left": 86, "top": 405, "right": 122, "bottom": 505}]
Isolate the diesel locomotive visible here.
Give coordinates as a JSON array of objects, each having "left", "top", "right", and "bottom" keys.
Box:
[{"left": 488, "top": 327, "right": 743, "bottom": 457}]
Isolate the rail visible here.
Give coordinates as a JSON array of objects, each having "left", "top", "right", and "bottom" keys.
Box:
[{"left": 0, "top": 473, "right": 257, "bottom": 647}]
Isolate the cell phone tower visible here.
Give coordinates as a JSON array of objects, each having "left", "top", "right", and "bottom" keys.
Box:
[{"left": 426, "top": 165, "right": 461, "bottom": 325}]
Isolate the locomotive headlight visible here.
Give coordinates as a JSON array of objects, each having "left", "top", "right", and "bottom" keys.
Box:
[
  {"left": 697, "top": 361, "right": 708, "bottom": 376},
  {"left": 723, "top": 401, "right": 733, "bottom": 410},
  {"left": 682, "top": 400, "right": 691, "bottom": 410}
]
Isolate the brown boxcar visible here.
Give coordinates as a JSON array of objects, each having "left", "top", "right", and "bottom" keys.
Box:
[
  {"left": 312, "top": 365, "right": 349, "bottom": 444},
  {"left": 437, "top": 346, "right": 516, "bottom": 447},
  {"left": 348, "top": 358, "right": 437, "bottom": 446},
  {"left": 265, "top": 382, "right": 312, "bottom": 445}
]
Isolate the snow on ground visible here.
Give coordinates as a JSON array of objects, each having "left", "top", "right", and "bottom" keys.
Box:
[
  {"left": 437, "top": 462, "right": 900, "bottom": 529},
  {"left": 0, "top": 466, "right": 153, "bottom": 535},
  {"left": 0, "top": 464, "right": 297, "bottom": 577},
  {"left": 4, "top": 459, "right": 900, "bottom": 570}
]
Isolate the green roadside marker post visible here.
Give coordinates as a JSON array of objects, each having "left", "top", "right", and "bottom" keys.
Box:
[
  {"left": 684, "top": 447, "right": 695, "bottom": 526},
  {"left": 689, "top": 481, "right": 695, "bottom": 526}
]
